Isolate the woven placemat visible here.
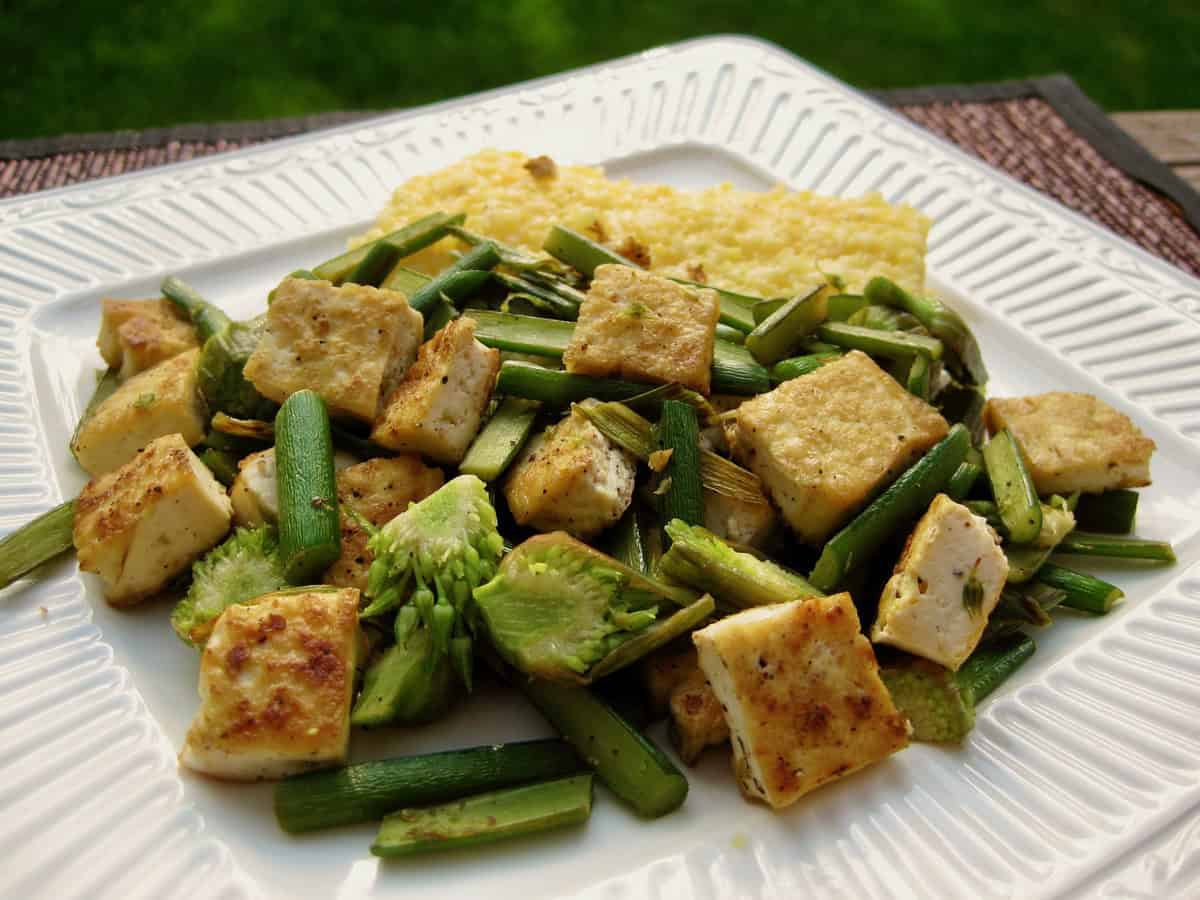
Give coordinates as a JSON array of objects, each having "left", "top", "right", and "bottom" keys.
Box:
[{"left": 2, "top": 76, "right": 1198, "bottom": 278}]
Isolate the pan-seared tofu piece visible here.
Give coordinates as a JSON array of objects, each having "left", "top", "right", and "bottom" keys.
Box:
[
  {"left": 74, "top": 433, "right": 232, "bottom": 606},
  {"left": 693, "top": 593, "right": 909, "bottom": 809},
  {"left": 668, "top": 662, "right": 729, "bottom": 765},
  {"left": 733, "top": 350, "right": 947, "bottom": 543},
  {"left": 243, "top": 277, "right": 423, "bottom": 424},
  {"left": 702, "top": 489, "right": 776, "bottom": 548},
  {"left": 370, "top": 317, "right": 500, "bottom": 465},
  {"left": 98, "top": 298, "right": 198, "bottom": 380},
  {"left": 180, "top": 587, "right": 359, "bottom": 781},
  {"left": 872, "top": 494, "right": 1009, "bottom": 670},
  {"left": 503, "top": 403, "right": 636, "bottom": 539},
  {"left": 985, "top": 392, "right": 1155, "bottom": 494},
  {"left": 230, "top": 449, "right": 278, "bottom": 528},
  {"left": 323, "top": 456, "right": 444, "bottom": 591},
  {"left": 72, "top": 349, "right": 207, "bottom": 477},
  {"left": 563, "top": 265, "right": 720, "bottom": 394}
]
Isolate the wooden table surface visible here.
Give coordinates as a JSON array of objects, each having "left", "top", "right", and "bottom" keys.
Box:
[{"left": 1113, "top": 110, "right": 1200, "bottom": 192}]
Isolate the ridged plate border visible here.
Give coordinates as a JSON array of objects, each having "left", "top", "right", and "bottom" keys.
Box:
[{"left": 1, "top": 36, "right": 1198, "bottom": 900}]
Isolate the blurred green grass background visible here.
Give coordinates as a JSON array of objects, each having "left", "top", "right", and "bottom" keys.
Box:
[{"left": 3, "top": 1, "right": 1197, "bottom": 139}]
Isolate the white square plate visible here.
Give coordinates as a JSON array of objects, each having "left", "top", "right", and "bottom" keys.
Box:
[{"left": 2, "top": 36, "right": 1199, "bottom": 900}]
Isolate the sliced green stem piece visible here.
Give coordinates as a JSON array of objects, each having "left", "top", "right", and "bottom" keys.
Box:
[
  {"left": 956, "top": 633, "right": 1036, "bottom": 704},
  {"left": 274, "top": 738, "right": 582, "bottom": 833},
  {"left": 1055, "top": 531, "right": 1175, "bottom": 562},
  {"left": 274, "top": 390, "right": 340, "bottom": 583},
  {"left": 460, "top": 398, "right": 541, "bottom": 482},
  {"left": 1072, "top": 491, "right": 1140, "bottom": 535},
  {"left": 381, "top": 264, "right": 431, "bottom": 296},
  {"left": 744, "top": 287, "right": 827, "bottom": 365},
  {"left": 516, "top": 673, "right": 688, "bottom": 818},
  {"left": 345, "top": 241, "right": 402, "bottom": 287},
  {"left": 826, "top": 293, "right": 869, "bottom": 321},
  {"left": 865, "top": 276, "right": 988, "bottom": 385},
  {"left": 70, "top": 369, "right": 120, "bottom": 463},
  {"left": 161, "top": 276, "right": 232, "bottom": 342},
  {"left": 810, "top": 424, "right": 970, "bottom": 592},
  {"left": 543, "top": 224, "right": 637, "bottom": 276},
  {"left": 407, "top": 243, "right": 500, "bottom": 315},
  {"left": 313, "top": 212, "right": 464, "bottom": 284},
  {"left": 0, "top": 500, "right": 76, "bottom": 590},
  {"left": 660, "top": 519, "right": 821, "bottom": 609},
  {"left": 945, "top": 458, "right": 984, "bottom": 501},
  {"left": 1035, "top": 562, "right": 1123, "bottom": 614},
  {"left": 656, "top": 401, "right": 703, "bottom": 531},
  {"left": 469, "top": 309, "right": 574, "bottom": 356},
  {"left": 769, "top": 352, "right": 841, "bottom": 384},
  {"left": 982, "top": 428, "right": 1042, "bottom": 545},
  {"left": 371, "top": 773, "right": 593, "bottom": 858},
  {"left": 604, "top": 505, "right": 651, "bottom": 574},
  {"left": 817, "top": 321, "right": 943, "bottom": 361},
  {"left": 496, "top": 361, "right": 646, "bottom": 408}
]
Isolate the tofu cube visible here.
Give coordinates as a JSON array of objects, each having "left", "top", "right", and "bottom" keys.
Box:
[
  {"left": 872, "top": 494, "right": 1009, "bottom": 670},
  {"left": 98, "top": 298, "right": 198, "bottom": 380},
  {"left": 985, "top": 392, "right": 1155, "bottom": 495},
  {"left": 370, "top": 317, "right": 500, "bottom": 464},
  {"left": 693, "top": 593, "right": 909, "bottom": 809},
  {"left": 563, "top": 265, "right": 720, "bottom": 394},
  {"left": 668, "top": 665, "right": 730, "bottom": 766},
  {"left": 243, "top": 277, "right": 423, "bottom": 423},
  {"left": 230, "top": 448, "right": 278, "bottom": 528},
  {"left": 702, "top": 488, "right": 776, "bottom": 548},
  {"left": 641, "top": 645, "right": 699, "bottom": 715},
  {"left": 74, "top": 433, "right": 233, "bottom": 606},
  {"left": 323, "top": 456, "right": 445, "bottom": 591},
  {"left": 180, "top": 587, "right": 359, "bottom": 780},
  {"left": 503, "top": 403, "right": 636, "bottom": 539},
  {"left": 71, "top": 348, "right": 208, "bottom": 477},
  {"left": 733, "top": 350, "right": 948, "bottom": 543}
]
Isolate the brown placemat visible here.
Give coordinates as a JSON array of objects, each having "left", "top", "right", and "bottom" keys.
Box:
[{"left": 3, "top": 77, "right": 1198, "bottom": 278}]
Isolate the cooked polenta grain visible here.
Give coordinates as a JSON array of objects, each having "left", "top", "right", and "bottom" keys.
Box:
[
  {"left": 244, "top": 277, "right": 423, "bottom": 424},
  {"left": 323, "top": 456, "right": 445, "bottom": 591},
  {"left": 353, "top": 150, "right": 929, "bottom": 298},
  {"left": 98, "top": 298, "right": 198, "bottom": 380},
  {"left": 180, "top": 587, "right": 359, "bottom": 781},
  {"left": 693, "top": 593, "right": 909, "bottom": 809},
  {"left": 564, "top": 265, "right": 720, "bottom": 393},
  {"left": 733, "top": 351, "right": 948, "bottom": 543},
  {"left": 985, "top": 392, "right": 1155, "bottom": 495}
]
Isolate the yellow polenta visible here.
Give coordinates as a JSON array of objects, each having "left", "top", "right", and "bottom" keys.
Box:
[{"left": 353, "top": 149, "right": 929, "bottom": 297}]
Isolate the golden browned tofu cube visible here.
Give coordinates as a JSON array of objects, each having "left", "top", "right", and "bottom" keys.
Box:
[
  {"left": 179, "top": 587, "right": 359, "bottom": 780},
  {"left": 72, "top": 349, "right": 207, "bottom": 477},
  {"left": 243, "top": 277, "right": 423, "bottom": 423},
  {"left": 503, "top": 403, "right": 636, "bottom": 539},
  {"left": 693, "top": 593, "right": 910, "bottom": 809},
  {"left": 642, "top": 644, "right": 701, "bottom": 715},
  {"left": 702, "top": 489, "right": 776, "bottom": 548},
  {"left": 985, "top": 392, "right": 1155, "bottom": 495},
  {"left": 323, "top": 456, "right": 444, "bottom": 591},
  {"left": 872, "top": 494, "right": 1008, "bottom": 670},
  {"left": 733, "top": 350, "right": 947, "bottom": 543},
  {"left": 371, "top": 317, "right": 501, "bottom": 465},
  {"left": 669, "top": 665, "right": 729, "bottom": 765},
  {"left": 563, "top": 265, "right": 720, "bottom": 394},
  {"left": 98, "top": 298, "right": 198, "bottom": 380},
  {"left": 74, "top": 433, "right": 232, "bottom": 606}
]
